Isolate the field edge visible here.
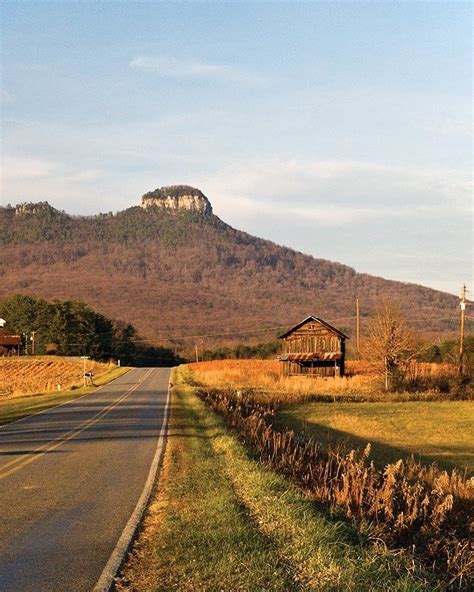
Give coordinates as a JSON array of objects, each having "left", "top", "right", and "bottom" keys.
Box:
[{"left": 0, "top": 364, "right": 129, "bottom": 426}]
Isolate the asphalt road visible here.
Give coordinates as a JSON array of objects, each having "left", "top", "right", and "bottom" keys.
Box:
[{"left": 0, "top": 367, "right": 171, "bottom": 592}]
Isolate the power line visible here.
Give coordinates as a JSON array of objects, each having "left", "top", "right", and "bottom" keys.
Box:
[{"left": 24, "top": 313, "right": 471, "bottom": 345}]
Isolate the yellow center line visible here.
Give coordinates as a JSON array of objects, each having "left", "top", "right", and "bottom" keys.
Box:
[{"left": 0, "top": 368, "right": 153, "bottom": 481}]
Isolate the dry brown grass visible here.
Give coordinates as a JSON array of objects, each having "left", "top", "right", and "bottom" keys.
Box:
[
  {"left": 188, "top": 359, "right": 460, "bottom": 404},
  {"left": 402, "top": 360, "right": 458, "bottom": 381},
  {"left": 190, "top": 360, "right": 377, "bottom": 402},
  {"left": 0, "top": 356, "right": 113, "bottom": 397}
]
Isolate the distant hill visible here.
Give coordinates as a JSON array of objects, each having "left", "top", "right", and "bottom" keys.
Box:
[{"left": 0, "top": 186, "right": 466, "bottom": 351}]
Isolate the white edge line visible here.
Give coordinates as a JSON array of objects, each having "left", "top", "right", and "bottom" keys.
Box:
[
  {"left": 0, "top": 368, "right": 132, "bottom": 430},
  {"left": 93, "top": 370, "right": 172, "bottom": 592}
]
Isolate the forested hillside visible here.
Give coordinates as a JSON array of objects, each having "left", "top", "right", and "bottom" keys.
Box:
[{"left": 0, "top": 189, "right": 467, "bottom": 351}]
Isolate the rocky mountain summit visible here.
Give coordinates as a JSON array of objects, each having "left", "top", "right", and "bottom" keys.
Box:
[{"left": 141, "top": 185, "right": 213, "bottom": 216}]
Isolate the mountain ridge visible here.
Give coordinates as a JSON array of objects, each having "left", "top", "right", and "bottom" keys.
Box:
[{"left": 0, "top": 186, "right": 465, "bottom": 348}]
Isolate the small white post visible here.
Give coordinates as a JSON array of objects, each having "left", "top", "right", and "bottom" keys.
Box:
[{"left": 80, "top": 355, "right": 90, "bottom": 387}]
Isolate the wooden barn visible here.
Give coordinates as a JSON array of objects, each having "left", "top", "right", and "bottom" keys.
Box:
[
  {"left": 278, "top": 316, "right": 349, "bottom": 377},
  {"left": 0, "top": 328, "right": 22, "bottom": 356}
]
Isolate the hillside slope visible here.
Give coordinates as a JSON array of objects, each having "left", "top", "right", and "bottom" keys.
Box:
[{"left": 0, "top": 187, "right": 464, "bottom": 347}]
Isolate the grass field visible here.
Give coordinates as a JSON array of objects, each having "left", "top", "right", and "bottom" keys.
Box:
[
  {"left": 0, "top": 363, "right": 128, "bottom": 425},
  {"left": 117, "top": 369, "right": 435, "bottom": 592},
  {"left": 278, "top": 400, "right": 474, "bottom": 473},
  {"left": 188, "top": 359, "right": 472, "bottom": 473}
]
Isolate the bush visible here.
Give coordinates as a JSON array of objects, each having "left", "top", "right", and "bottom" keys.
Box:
[{"left": 449, "top": 376, "right": 473, "bottom": 401}]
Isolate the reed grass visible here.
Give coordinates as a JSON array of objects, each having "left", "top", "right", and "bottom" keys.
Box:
[{"left": 190, "top": 360, "right": 379, "bottom": 403}]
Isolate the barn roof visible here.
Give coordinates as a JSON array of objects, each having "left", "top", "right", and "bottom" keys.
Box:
[
  {"left": 279, "top": 352, "right": 343, "bottom": 362},
  {"left": 279, "top": 316, "right": 349, "bottom": 340},
  {"left": 0, "top": 328, "right": 21, "bottom": 346}
]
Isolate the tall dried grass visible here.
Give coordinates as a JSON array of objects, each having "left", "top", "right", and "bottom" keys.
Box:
[
  {"left": 196, "top": 385, "right": 473, "bottom": 589},
  {"left": 190, "top": 360, "right": 378, "bottom": 403},
  {"left": 189, "top": 359, "right": 462, "bottom": 405}
]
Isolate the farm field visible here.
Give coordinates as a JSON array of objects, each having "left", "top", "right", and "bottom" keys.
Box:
[
  {"left": 0, "top": 357, "right": 128, "bottom": 425},
  {"left": 188, "top": 360, "right": 473, "bottom": 472},
  {"left": 117, "top": 368, "right": 434, "bottom": 592},
  {"left": 278, "top": 401, "right": 474, "bottom": 473},
  {"left": 0, "top": 356, "right": 115, "bottom": 397}
]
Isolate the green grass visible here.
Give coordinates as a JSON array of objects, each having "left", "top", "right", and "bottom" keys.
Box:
[
  {"left": 117, "top": 369, "right": 435, "bottom": 591},
  {"left": 0, "top": 366, "right": 129, "bottom": 425},
  {"left": 278, "top": 400, "right": 474, "bottom": 473}
]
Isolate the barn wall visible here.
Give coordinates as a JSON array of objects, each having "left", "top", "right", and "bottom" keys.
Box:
[
  {"left": 282, "top": 361, "right": 341, "bottom": 377},
  {"left": 283, "top": 324, "right": 342, "bottom": 354},
  {"left": 280, "top": 320, "right": 346, "bottom": 377}
]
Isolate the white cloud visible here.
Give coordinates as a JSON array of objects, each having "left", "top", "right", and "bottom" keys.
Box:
[
  {"left": 1, "top": 156, "right": 103, "bottom": 186},
  {"left": 421, "top": 114, "right": 473, "bottom": 139},
  {"left": 199, "top": 158, "right": 472, "bottom": 226},
  {"left": 0, "top": 155, "right": 111, "bottom": 211},
  {"left": 1, "top": 156, "right": 58, "bottom": 182},
  {"left": 129, "top": 55, "right": 265, "bottom": 84}
]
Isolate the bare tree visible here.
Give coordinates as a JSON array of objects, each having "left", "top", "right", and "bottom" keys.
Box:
[{"left": 365, "top": 299, "right": 414, "bottom": 391}]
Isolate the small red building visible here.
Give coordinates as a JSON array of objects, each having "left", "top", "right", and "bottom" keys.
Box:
[
  {"left": 278, "top": 316, "right": 349, "bottom": 377},
  {"left": 0, "top": 328, "right": 22, "bottom": 356}
]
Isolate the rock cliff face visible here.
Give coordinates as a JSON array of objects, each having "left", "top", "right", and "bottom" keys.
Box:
[
  {"left": 141, "top": 185, "right": 213, "bottom": 215},
  {"left": 15, "top": 202, "right": 57, "bottom": 216}
]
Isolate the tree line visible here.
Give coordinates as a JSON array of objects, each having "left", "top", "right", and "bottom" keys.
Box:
[{"left": 0, "top": 294, "right": 182, "bottom": 366}]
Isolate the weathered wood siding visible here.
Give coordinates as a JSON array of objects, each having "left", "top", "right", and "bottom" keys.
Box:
[
  {"left": 280, "top": 320, "right": 346, "bottom": 377},
  {"left": 283, "top": 324, "right": 342, "bottom": 354},
  {"left": 282, "top": 360, "right": 343, "bottom": 377}
]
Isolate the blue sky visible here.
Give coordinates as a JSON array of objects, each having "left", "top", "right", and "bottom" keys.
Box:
[{"left": 1, "top": 1, "right": 472, "bottom": 295}]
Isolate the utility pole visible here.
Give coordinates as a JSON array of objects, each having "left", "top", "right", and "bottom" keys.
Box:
[
  {"left": 356, "top": 297, "right": 360, "bottom": 355},
  {"left": 195, "top": 343, "right": 199, "bottom": 363},
  {"left": 459, "top": 283, "right": 467, "bottom": 374}
]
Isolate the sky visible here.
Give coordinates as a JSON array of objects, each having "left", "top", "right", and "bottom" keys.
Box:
[{"left": 1, "top": 1, "right": 472, "bottom": 295}]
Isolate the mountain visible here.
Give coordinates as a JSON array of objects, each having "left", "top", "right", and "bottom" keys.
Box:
[{"left": 0, "top": 186, "right": 465, "bottom": 351}]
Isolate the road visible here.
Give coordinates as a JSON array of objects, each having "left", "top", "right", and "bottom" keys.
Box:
[{"left": 0, "top": 367, "right": 171, "bottom": 592}]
